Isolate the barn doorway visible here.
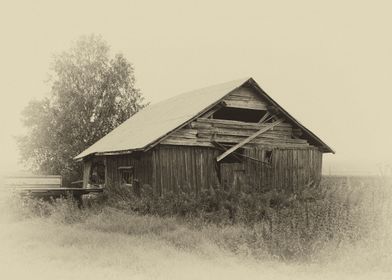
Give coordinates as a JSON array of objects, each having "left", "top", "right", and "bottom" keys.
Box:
[
  {"left": 215, "top": 144, "right": 248, "bottom": 190},
  {"left": 220, "top": 163, "right": 246, "bottom": 190}
]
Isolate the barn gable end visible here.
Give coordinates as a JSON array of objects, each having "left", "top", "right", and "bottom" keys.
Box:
[{"left": 160, "top": 84, "right": 312, "bottom": 151}]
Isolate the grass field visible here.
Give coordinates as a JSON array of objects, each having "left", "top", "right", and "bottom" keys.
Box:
[{"left": 1, "top": 176, "right": 392, "bottom": 280}]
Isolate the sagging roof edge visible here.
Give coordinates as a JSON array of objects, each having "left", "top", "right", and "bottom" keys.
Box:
[{"left": 75, "top": 77, "right": 334, "bottom": 161}]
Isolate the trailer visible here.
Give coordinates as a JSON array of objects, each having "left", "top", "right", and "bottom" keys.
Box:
[{"left": 4, "top": 175, "right": 103, "bottom": 206}]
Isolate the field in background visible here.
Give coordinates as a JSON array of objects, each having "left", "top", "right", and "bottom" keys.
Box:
[{"left": 0, "top": 176, "right": 392, "bottom": 280}]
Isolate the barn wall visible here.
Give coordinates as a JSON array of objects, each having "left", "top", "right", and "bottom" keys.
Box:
[
  {"left": 152, "top": 145, "right": 221, "bottom": 195},
  {"left": 105, "top": 152, "right": 153, "bottom": 192},
  {"left": 218, "top": 147, "right": 322, "bottom": 192},
  {"left": 246, "top": 147, "right": 323, "bottom": 192},
  {"left": 83, "top": 145, "right": 322, "bottom": 195},
  {"left": 152, "top": 145, "right": 323, "bottom": 195}
]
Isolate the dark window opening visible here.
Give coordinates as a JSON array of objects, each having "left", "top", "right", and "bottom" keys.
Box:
[
  {"left": 264, "top": 150, "right": 273, "bottom": 164},
  {"left": 119, "top": 167, "right": 134, "bottom": 185},
  {"left": 213, "top": 107, "right": 268, "bottom": 123}
]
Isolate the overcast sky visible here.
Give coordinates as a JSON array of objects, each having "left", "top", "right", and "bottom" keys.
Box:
[{"left": 0, "top": 0, "right": 391, "bottom": 175}]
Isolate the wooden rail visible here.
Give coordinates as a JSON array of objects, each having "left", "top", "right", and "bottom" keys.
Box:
[{"left": 19, "top": 187, "right": 103, "bottom": 198}]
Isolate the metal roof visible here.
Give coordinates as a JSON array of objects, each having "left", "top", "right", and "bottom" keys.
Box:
[
  {"left": 75, "top": 77, "right": 334, "bottom": 159},
  {"left": 75, "top": 78, "right": 250, "bottom": 159}
]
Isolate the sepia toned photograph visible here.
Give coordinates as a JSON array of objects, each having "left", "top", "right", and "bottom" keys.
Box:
[{"left": 0, "top": 1, "right": 391, "bottom": 279}]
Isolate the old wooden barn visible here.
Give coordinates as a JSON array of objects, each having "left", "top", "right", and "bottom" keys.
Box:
[{"left": 75, "top": 77, "right": 334, "bottom": 195}]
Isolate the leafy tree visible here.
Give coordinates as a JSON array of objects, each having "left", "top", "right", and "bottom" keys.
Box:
[{"left": 17, "top": 35, "right": 146, "bottom": 185}]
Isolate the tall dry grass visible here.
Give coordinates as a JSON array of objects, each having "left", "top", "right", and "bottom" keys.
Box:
[{"left": 4, "top": 175, "right": 392, "bottom": 265}]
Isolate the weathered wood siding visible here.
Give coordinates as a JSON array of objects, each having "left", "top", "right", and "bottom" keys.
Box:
[
  {"left": 162, "top": 118, "right": 308, "bottom": 148},
  {"left": 160, "top": 85, "right": 311, "bottom": 149},
  {"left": 152, "top": 146, "right": 221, "bottom": 195},
  {"left": 222, "top": 87, "right": 268, "bottom": 110},
  {"left": 105, "top": 152, "right": 153, "bottom": 191},
  {"left": 152, "top": 145, "right": 322, "bottom": 195},
  {"left": 83, "top": 146, "right": 322, "bottom": 195},
  {"left": 242, "top": 147, "right": 323, "bottom": 192}
]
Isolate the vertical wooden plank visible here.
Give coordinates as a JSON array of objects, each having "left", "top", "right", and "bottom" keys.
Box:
[
  {"left": 196, "top": 147, "right": 201, "bottom": 192},
  {"left": 283, "top": 150, "right": 288, "bottom": 191},
  {"left": 288, "top": 150, "right": 293, "bottom": 193},
  {"left": 294, "top": 149, "right": 298, "bottom": 193},
  {"left": 280, "top": 150, "right": 284, "bottom": 191},
  {"left": 159, "top": 147, "right": 164, "bottom": 195},
  {"left": 299, "top": 149, "right": 303, "bottom": 188},
  {"left": 191, "top": 148, "right": 197, "bottom": 194},
  {"left": 181, "top": 147, "right": 186, "bottom": 191},
  {"left": 179, "top": 147, "right": 184, "bottom": 189},
  {"left": 309, "top": 149, "right": 312, "bottom": 184},
  {"left": 303, "top": 149, "right": 307, "bottom": 185},
  {"left": 206, "top": 149, "right": 210, "bottom": 189},
  {"left": 191, "top": 147, "right": 196, "bottom": 193},
  {"left": 255, "top": 148, "right": 260, "bottom": 190},
  {"left": 281, "top": 149, "right": 285, "bottom": 190},
  {"left": 276, "top": 149, "right": 279, "bottom": 190},
  {"left": 151, "top": 149, "right": 157, "bottom": 194},
  {"left": 273, "top": 149, "right": 278, "bottom": 190},
  {"left": 309, "top": 148, "right": 313, "bottom": 184},
  {"left": 279, "top": 149, "right": 283, "bottom": 190},
  {"left": 203, "top": 149, "right": 208, "bottom": 189},
  {"left": 183, "top": 147, "right": 189, "bottom": 189},
  {"left": 264, "top": 148, "right": 268, "bottom": 190},
  {"left": 283, "top": 150, "right": 286, "bottom": 191},
  {"left": 173, "top": 147, "right": 179, "bottom": 191},
  {"left": 262, "top": 148, "right": 268, "bottom": 190},
  {"left": 258, "top": 148, "right": 263, "bottom": 190},
  {"left": 167, "top": 147, "right": 173, "bottom": 193},
  {"left": 298, "top": 149, "right": 304, "bottom": 187},
  {"left": 207, "top": 148, "right": 213, "bottom": 189},
  {"left": 199, "top": 148, "right": 204, "bottom": 195},
  {"left": 267, "top": 148, "right": 272, "bottom": 190}
]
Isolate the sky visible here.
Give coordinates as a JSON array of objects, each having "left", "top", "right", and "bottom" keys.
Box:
[{"left": 0, "top": 0, "right": 391, "bottom": 175}]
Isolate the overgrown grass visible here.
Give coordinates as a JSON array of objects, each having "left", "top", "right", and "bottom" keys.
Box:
[{"left": 4, "top": 175, "right": 391, "bottom": 265}]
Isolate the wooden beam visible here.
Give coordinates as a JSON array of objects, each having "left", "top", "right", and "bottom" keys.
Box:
[
  {"left": 221, "top": 100, "right": 267, "bottom": 110},
  {"left": 211, "top": 141, "right": 242, "bottom": 161},
  {"left": 201, "top": 105, "right": 222, "bottom": 119},
  {"left": 216, "top": 119, "right": 284, "bottom": 162},
  {"left": 258, "top": 112, "right": 270, "bottom": 124}
]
